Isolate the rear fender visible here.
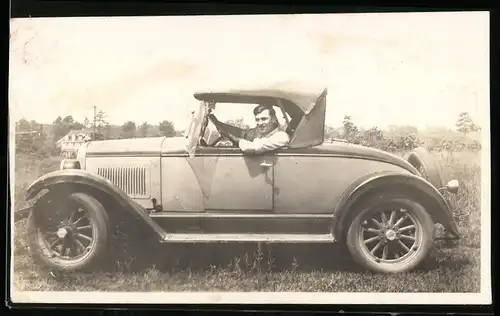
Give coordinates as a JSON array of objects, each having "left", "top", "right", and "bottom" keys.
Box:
[
  {"left": 332, "top": 171, "right": 460, "bottom": 241},
  {"left": 25, "top": 169, "right": 168, "bottom": 239}
]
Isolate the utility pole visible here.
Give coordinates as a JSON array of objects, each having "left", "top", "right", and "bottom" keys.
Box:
[{"left": 93, "top": 105, "right": 96, "bottom": 141}]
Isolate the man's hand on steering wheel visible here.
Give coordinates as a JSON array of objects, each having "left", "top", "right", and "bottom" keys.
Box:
[
  {"left": 207, "top": 113, "right": 240, "bottom": 147},
  {"left": 205, "top": 113, "right": 237, "bottom": 146}
]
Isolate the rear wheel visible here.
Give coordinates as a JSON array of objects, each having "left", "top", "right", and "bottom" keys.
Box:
[
  {"left": 27, "top": 192, "right": 109, "bottom": 273},
  {"left": 346, "top": 194, "right": 434, "bottom": 273}
]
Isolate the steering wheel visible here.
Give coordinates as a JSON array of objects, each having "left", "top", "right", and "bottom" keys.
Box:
[{"left": 207, "top": 115, "right": 239, "bottom": 147}]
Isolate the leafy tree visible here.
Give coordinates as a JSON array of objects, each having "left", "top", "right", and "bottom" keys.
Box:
[
  {"left": 456, "top": 112, "right": 479, "bottom": 136},
  {"left": 83, "top": 117, "right": 91, "bottom": 128},
  {"left": 324, "top": 125, "right": 340, "bottom": 141},
  {"left": 121, "top": 121, "right": 136, "bottom": 139},
  {"left": 15, "top": 119, "right": 47, "bottom": 156},
  {"left": 362, "top": 127, "right": 385, "bottom": 147},
  {"left": 62, "top": 115, "right": 74, "bottom": 126},
  {"left": 51, "top": 116, "right": 65, "bottom": 141},
  {"left": 342, "top": 115, "right": 359, "bottom": 143},
  {"left": 138, "top": 121, "right": 151, "bottom": 138},
  {"left": 82, "top": 110, "right": 110, "bottom": 140},
  {"left": 158, "top": 120, "right": 176, "bottom": 137},
  {"left": 16, "top": 118, "right": 32, "bottom": 132},
  {"left": 92, "top": 110, "right": 110, "bottom": 140},
  {"left": 51, "top": 115, "right": 84, "bottom": 142},
  {"left": 95, "top": 111, "right": 109, "bottom": 128}
]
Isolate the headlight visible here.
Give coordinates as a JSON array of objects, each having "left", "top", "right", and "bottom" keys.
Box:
[
  {"left": 445, "top": 180, "right": 459, "bottom": 194},
  {"left": 60, "top": 159, "right": 81, "bottom": 170}
]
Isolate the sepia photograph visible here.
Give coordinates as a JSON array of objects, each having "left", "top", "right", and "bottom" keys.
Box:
[{"left": 9, "top": 11, "right": 491, "bottom": 305}]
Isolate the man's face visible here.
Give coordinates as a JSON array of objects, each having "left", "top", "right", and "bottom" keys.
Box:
[{"left": 255, "top": 109, "right": 274, "bottom": 135}]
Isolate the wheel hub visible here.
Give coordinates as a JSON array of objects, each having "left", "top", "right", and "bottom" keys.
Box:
[
  {"left": 56, "top": 226, "right": 73, "bottom": 239},
  {"left": 385, "top": 229, "right": 397, "bottom": 241},
  {"left": 56, "top": 228, "right": 67, "bottom": 239}
]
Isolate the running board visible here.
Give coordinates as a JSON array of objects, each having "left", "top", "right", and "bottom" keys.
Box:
[
  {"left": 159, "top": 233, "right": 335, "bottom": 243},
  {"left": 149, "top": 212, "right": 333, "bottom": 219},
  {"left": 149, "top": 212, "right": 332, "bottom": 235}
]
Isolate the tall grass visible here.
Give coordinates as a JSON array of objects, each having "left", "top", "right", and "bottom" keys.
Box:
[
  {"left": 435, "top": 151, "right": 481, "bottom": 248},
  {"left": 12, "top": 154, "right": 61, "bottom": 210},
  {"left": 11, "top": 149, "right": 483, "bottom": 292}
]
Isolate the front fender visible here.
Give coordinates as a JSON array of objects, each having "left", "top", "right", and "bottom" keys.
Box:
[
  {"left": 332, "top": 171, "right": 460, "bottom": 241},
  {"left": 26, "top": 169, "right": 168, "bottom": 239}
]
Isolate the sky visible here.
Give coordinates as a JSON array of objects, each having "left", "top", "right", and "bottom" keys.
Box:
[{"left": 9, "top": 12, "right": 489, "bottom": 131}]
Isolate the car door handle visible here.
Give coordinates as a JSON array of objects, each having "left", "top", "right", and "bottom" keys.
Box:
[{"left": 260, "top": 162, "right": 273, "bottom": 168}]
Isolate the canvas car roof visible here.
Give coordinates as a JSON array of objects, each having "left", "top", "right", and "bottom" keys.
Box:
[{"left": 193, "top": 82, "right": 327, "bottom": 115}]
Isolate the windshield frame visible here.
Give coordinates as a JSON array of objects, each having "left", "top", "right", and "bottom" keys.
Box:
[{"left": 184, "top": 101, "right": 209, "bottom": 157}]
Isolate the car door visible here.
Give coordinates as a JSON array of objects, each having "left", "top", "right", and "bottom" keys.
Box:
[
  {"left": 273, "top": 150, "right": 332, "bottom": 214},
  {"left": 195, "top": 146, "right": 275, "bottom": 211}
]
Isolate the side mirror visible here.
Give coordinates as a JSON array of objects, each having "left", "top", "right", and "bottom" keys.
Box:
[{"left": 446, "top": 180, "right": 459, "bottom": 194}]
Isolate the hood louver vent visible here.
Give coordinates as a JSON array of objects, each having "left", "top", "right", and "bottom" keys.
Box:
[{"left": 97, "top": 166, "right": 150, "bottom": 199}]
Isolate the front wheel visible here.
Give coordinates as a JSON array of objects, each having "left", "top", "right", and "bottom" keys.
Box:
[
  {"left": 346, "top": 194, "right": 435, "bottom": 273},
  {"left": 27, "top": 192, "right": 109, "bottom": 273}
]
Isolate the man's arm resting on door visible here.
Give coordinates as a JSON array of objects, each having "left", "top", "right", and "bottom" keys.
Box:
[{"left": 235, "top": 132, "right": 290, "bottom": 154}]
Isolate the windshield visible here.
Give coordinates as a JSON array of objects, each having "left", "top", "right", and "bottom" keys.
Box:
[{"left": 185, "top": 101, "right": 208, "bottom": 157}]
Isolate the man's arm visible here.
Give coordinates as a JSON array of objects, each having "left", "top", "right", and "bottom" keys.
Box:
[
  {"left": 235, "top": 131, "right": 290, "bottom": 154},
  {"left": 209, "top": 115, "right": 246, "bottom": 139}
]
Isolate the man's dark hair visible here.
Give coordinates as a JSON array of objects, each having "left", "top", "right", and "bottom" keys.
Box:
[{"left": 253, "top": 104, "right": 276, "bottom": 117}]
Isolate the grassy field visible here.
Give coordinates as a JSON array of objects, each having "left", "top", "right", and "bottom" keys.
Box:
[{"left": 10, "top": 150, "right": 482, "bottom": 292}]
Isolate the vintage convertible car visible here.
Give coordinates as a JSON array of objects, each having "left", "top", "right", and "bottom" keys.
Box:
[{"left": 15, "top": 84, "right": 461, "bottom": 274}]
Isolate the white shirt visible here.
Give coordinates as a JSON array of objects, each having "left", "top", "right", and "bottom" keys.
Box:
[{"left": 238, "top": 127, "right": 290, "bottom": 154}]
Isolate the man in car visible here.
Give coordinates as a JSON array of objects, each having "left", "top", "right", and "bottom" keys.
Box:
[{"left": 208, "top": 104, "right": 290, "bottom": 154}]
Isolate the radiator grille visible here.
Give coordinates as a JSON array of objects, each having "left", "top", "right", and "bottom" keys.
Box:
[{"left": 97, "top": 166, "right": 149, "bottom": 198}]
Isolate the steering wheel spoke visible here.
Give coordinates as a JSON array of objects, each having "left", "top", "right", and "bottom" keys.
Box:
[{"left": 209, "top": 135, "right": 224, "bottom": 147}]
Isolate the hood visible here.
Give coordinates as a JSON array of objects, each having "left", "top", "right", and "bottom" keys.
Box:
[
  {"left": 308, "top": 141, "right": 419, "bottom": 175},
  {"left": 85, "top": 136, "right": 188, "bottom": 156}
]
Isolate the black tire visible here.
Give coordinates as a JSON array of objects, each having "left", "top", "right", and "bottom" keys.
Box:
[
  {"left": 408, "top": 147, "right": 444, "bottom": 190},
  {"left": 346, "top": 194, "right": 435, "bottom": 273},
  {"left": 27, "top": 192, "right": 109, "bottom": 273}
]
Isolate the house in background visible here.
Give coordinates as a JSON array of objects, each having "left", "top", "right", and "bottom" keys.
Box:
[{"left": 56, "top": 129, "right": 92, "bottom": 158}]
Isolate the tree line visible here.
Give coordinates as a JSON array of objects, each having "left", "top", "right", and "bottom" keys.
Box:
[
  {"left": 14, "top": 111, "right": 180, "bottom": 157},
  {"left": 322, "top": 112, "right": 481, "bottom": 153},
  {"left": 14, "top": 110, "right": 481, "bottom": 158}
]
